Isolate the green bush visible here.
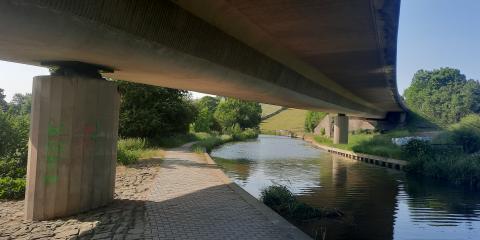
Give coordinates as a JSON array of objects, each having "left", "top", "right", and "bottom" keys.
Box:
[
  {"left": 117, "top": 138, "right": 146, "bottom": 151},
  {"left": 232, "top": 128, "right": 258, "bottom": 141},
  {"left": 401, "top": 139, "right": 434, "bottom": 159},
  {"left": 191, "top": 134, "right": 233, "bottom": 153},
  {"left": 117, "top": 138, "right": 146, "bottom": 165},
  {"left": 117, "top": 81, "right": 197, "bottom": 139},
  {"left": 0, "top": 111, "right": 29, "bottom": 161},
  {"left": 117, "top": 148, "right": 141, "bottom": 165},
  {"left": 406, "top": 153, "right": 480, "bottom": 188},
  {"left": 214, "top": 98, "right": 262, "bottom": 131},
  {"left": 0, "top": 177, "right": 26, "bottom": 199},
  {"left": 261, "top": 185, "right": 295, "bottom": 209},
  {"left": 0, "top": 159, "right": 26, "bottom": 179},
  {"left": 304, "top": 111, "right": 327, "bottom": 133},
  {"left": 448, "top": 115, "right": 480, "bottom": 153},
  {"left": 260, "top": 185, "right": 328, "bottom": 220},
  {"left": 192, "top": 107, "right": 214, "bottom": 132}
]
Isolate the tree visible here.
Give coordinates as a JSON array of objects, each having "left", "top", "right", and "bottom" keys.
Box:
[
  {"left": 404, "top": 68, "right": 480, "bottom": 126},
  {"left": 196, "top": 96, "right": 220, "bottom": 113},
  {"left": 117, "top": 81, "right": 197, "bottom": 139},
  {"left": 192, "top": 96, "right": 221, "bottom": 132},
  {"left": 0, "top": 88, "right": 7, "bottom": 112},
  {"left": 192, "top": 107, "right": 213, "bottom": 132},
  {"left": 304, "top": 111, "right": 327, "bottom": 132},
  {"left": 214, "top": 98, "right": 262, "bottom": 131},
  {"left": 0, "top": 110, "right": 29, "bottom": 163},
  {"left": 8, "top": 93, "right": 32, "bottom": 116}
]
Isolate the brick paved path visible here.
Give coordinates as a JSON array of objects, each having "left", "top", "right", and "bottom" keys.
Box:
[{"left": 144, "top": 145, "right": 311, "bottom": 240}]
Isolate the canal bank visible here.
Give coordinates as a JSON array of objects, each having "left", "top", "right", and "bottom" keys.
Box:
[{"left": 302, "top": 136, "right": 408, "bottom": 170}]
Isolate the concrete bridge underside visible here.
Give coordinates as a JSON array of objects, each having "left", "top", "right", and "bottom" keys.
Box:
[
  {"left": 0, "top": 0, "right": 405, "bottom": 220},
  {"left": 0, "top": 0, "right": 403, "bottom": 119}
]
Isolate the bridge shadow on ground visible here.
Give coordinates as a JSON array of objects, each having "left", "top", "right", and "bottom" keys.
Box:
[{"left": 66, "top": 184, "right": 298, "bottom": 239}]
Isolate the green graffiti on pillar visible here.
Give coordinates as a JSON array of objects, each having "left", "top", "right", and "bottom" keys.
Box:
[
  {"left": 44, "top": 175, "right": 58, "bottom": 184},
  {"left": 44, "top": 121, "right": 64, "bottom": 184}
]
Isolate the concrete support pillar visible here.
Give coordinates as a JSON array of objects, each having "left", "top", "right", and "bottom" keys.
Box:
[
  {"left": 25, "top": 69, "right": 119, "bottom": 220},
  {"left": 333, "top": 114, "right": 349, "bottom": 144}
]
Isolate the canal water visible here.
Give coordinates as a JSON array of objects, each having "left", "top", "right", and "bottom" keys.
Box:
[{"left": 211, "top": 135, "right": 480, "bottom": 240}]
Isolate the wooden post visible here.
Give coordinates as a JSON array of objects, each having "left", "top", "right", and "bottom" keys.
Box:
[{"left": 25, "top": 73, "right": 119, "bottom": 220}]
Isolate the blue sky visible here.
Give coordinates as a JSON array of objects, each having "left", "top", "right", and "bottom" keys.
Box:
[
  {"left": 1, "top": 0, "right": 479, "bottom": 101},
  {"left": 397, "top": 0, "right": 480, "bottom": 93}
]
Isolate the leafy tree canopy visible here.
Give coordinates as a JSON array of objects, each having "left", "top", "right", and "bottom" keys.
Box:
[
  {"left": 213, "top": 98, "right": 262, "bottom": 131},
  {"left": 192, "top": 96, "right": 221, "bottom": 132},
  {"left": 8, "top": 93, "right": 31, "bottom": 116},
  {"left": 195, "top": 96, "right": 220, "bottom": 113},
  {"left": 304, "top": 111, "right": 327, "bottom": 132},
  {"left": 0, "top": 88, "right": 7, "bottom": 112},
  {"left": 117, "top": 81, "right": 197, "bottom": 139},
  {"left": 404, "top": 67, "right": 480, "bottom": 126}
]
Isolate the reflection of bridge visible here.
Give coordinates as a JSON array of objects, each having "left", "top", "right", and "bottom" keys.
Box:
[{"left": 0, "top": 0, "right": 403, "bottom": 219}]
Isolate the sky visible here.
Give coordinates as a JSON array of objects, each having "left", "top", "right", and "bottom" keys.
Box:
[{"left": 1, "top": 0, "right": 479, "bottom": 101}]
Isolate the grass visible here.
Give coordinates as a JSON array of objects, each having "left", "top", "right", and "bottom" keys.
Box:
[
  {"left": 191, "top": 129, "right": 259, "bottom": 153},
  {"left": 191, "top": 135, "right": 233, "bottom": 153},
  {"left": 261, "top": 103, "right": 283, "bottom": 118},
  {"left": 117, "top": 138, "right": 164, "bottom": 165},
  {"left": 260, "top": 108, "right": 307, "bottom": 134},
  {"left": 314, "top": 130, "right": 410, "bottom": 159}
]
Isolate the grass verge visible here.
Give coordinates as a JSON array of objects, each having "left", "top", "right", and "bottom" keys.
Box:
[
  {"left": 117, "top": 138, "right": 164, "bottom": 165},
  {"left": 260, "top": 108, "right": 307, "bottom": 134},
  {"left": 313, "top": 130, "right": 410, "bottom": 159},
  {"left": 191, "top": 129, "right": 258, "bottom": 153}
]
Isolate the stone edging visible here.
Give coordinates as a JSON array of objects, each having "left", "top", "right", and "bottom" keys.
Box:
[
  {"left": 303, "top": 138, "right": 408, "bottom": 170},
  {"left": 203, "top": 153, "right": 312, "bottom": 240}
]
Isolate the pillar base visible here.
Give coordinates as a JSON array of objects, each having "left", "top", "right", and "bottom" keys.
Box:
[
  {"left": 333, "top": 114, "right": 349, "bottom": 144},
  {"left": 25, "top": 74, "right": 119, "bottom": 220}
]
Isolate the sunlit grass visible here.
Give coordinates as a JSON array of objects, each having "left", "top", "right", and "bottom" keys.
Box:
[
  {"left": 314, "top": 130, "right": 410, "bottom": 159},
  {"left": 260, "top": 108, "right": 307, "bottom": 133},
  {"left": 261, "top": 103, "right": 283, "bottom": 117}
]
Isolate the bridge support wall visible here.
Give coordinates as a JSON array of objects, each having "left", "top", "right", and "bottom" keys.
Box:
[
  {"left": 333, "top": 114, "right": 349, "bottom": 144},
  {"left": 25, "top": 73, "right": 119, "bottom": 220}
]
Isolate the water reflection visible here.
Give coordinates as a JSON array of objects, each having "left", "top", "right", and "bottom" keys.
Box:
[
  {"left": 394, "top": 177, "right": 480, "bottom": 240},
  {"left": 211, "top": 135, "right": 480, "bottom": 240}
]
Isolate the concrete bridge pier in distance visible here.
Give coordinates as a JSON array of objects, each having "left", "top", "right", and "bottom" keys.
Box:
[
  {"left": 333, "top": 114, "right": 349, "bottom": 144},
  {"left": 25, "top": 62, "right": 120, "bottom": 220}
]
